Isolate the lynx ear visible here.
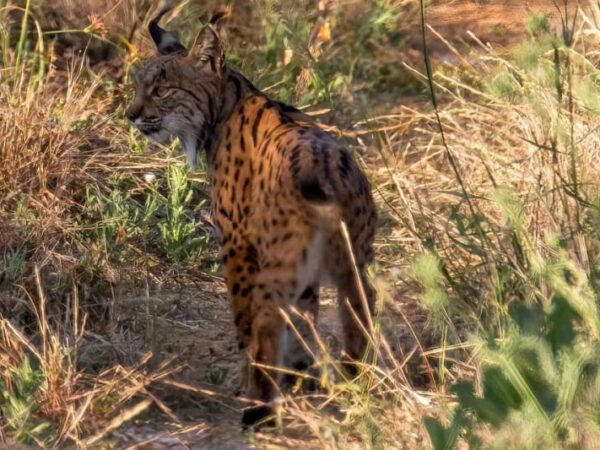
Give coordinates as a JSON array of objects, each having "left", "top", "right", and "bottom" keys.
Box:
[
  {"left": 188, "top": 12, "right": 226, "bottom": 73},
  {"left": 149, "top": 8, "right": 187, "bottom": 55}
]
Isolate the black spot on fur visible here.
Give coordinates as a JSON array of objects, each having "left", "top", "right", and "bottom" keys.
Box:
[
  {"left": 339, "top": 150, "right": 352, "bottom": 177},
  {"left": 241, "top": 286, "right": 253, "bottom": 297},
  {"left": 234, "top": 313, "right": 243, "bottom": 326},
  {"left": 218, "top": 207, "right": 232, "bottom": 220},
  {"left": 252, "top": 106, "right": 265, "bottom": 145}
]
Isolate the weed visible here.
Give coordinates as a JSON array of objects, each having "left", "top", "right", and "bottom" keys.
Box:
[
  {"left": 0, "top": 248, "right": 26, "bottom": 285},
  {"left": 157, "top": 165, "right": 209, "bottom": 264},
  {"left": 0, "top": 357, "right": 52, "bottom": 446},
  {"left": 205, "top": 365, "right": 228, "bottom": 386},
  {"left": 526, "top": 11, "right": 550, "bottom": 37},
  {"left": 425, "top": 236, "right": 600, "bottom": 448}
]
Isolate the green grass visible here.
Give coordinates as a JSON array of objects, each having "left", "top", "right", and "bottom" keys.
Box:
[{"left": 0, "top": 357, "right": 52, "bottom": 447}]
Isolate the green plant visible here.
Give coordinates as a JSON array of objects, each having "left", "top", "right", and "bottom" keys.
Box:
[
  {"left": 0, "top": 357, "right": 52, "bottom": 446},
  {"left": 205, "top": 365, "right": 228, "bottom": 386},
  {"left": 0, "top": 248, "right": 26, "bottom": 284},
  {"left": 157, "top": 164, "right": 209, "bottom": 264},
  {"left": 426, "top": 256, "right": 600, "bottom": 448},
  {"left": 526, "top": 11, "right": 550, "bottom": 37}
]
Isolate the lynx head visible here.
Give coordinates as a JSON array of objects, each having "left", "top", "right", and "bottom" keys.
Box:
[{"left": 125, "top": 9, "right": 226, "bottom": 166}]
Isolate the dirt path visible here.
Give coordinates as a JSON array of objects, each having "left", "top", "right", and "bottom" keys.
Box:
[
  {"left": 101, "top": 274, "right": 427, "bottom": 449},
  {"left": 104, "top": 282, "right": 348, "bottom": 449},
  {"left": 408, "top": 0, "right": 580, "bottom": 58}
]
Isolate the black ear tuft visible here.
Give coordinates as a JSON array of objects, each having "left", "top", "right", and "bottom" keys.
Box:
[
  {"left": 149, "top": 8, "right": 187, "bottom": 55},
  {"left": 208, "top": 11, "right": 227, "bottom": 26}
]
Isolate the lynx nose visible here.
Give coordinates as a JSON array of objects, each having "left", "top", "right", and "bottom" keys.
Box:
[{"left": 125, "top": 104, "right": 141, "bottom": 122}]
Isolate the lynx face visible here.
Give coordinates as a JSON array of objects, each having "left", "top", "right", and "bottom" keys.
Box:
[{"left": 125, "top": 10, "right": 225, "bottom": 166}]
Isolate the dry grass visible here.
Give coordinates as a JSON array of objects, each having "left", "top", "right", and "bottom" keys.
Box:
[{"left": 0, "top": 266, "right": 180, "bottom": 447}]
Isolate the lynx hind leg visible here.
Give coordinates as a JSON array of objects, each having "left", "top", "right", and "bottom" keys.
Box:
[
  {"left": 242, "top": 266, "right": 303, "bottom": 428},
  {"left": 283, "top": 283, "right": 320, "bottom": 390},
  {"left": 281, "top": 227, "right": 328, "bottom": 387},
  {"left": 241, "top": 284, "right": 284, "bottom": 428},
  {"left": 336, "top": 267, "right": 376, "bottom": 371}
]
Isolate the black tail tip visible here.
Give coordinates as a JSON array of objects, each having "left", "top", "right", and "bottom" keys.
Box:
[{"left": 300, "top": 179, "right": 330, "bottom": 203}]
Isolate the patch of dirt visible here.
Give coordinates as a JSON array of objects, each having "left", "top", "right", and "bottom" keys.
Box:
[{"left": 95, "top": 276, "right": 431, "bottom": 448}]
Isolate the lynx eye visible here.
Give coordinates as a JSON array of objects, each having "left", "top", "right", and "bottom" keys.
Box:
[{"left": 152, "top": 85, "right": 170, "bottom": 99}]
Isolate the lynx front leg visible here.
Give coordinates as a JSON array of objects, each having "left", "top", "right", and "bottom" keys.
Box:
[{"left": 240, "top": 280, "right": 286, "bottom": 427}]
